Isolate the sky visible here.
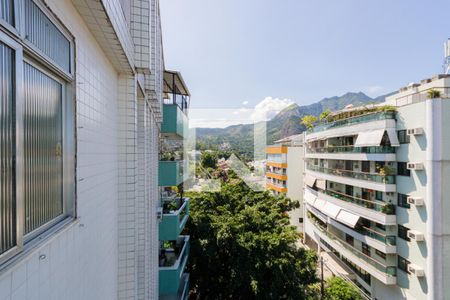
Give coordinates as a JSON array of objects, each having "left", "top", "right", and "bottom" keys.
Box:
[{"left": 160, "top": 0, "right": 450, "bottom": 127}]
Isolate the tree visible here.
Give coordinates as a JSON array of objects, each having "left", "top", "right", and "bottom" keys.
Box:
[
  {"left": 301, "top": 115, "right": 318, "bottom": 130},
  {"left": 324, "top": 277, "right": 363, "bottom": 300},
  {"left": 427, "top": 89, "right": 441, "bottom": 99},
  {"left": 185, "top": 179, "right": 318, "bottom": 299},
  {"left": 200, "top": 151, "right": 218, "bottom": 169},
  {"left": 319, "top": 109, "right": 331, "bottom": 122}
]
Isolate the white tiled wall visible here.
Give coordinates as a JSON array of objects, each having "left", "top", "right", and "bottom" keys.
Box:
[{"left": 0, "top": 0, "right": 163, "bottom": 299}]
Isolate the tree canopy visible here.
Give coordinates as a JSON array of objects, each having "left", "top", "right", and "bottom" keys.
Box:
[
  {"left": 185, "top": 177, "right": 318, "bottom": 299},
  {"left": 323, "top": 277, "right": 364, "bottom": 300}
]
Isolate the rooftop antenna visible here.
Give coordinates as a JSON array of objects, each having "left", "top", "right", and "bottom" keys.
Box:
[{"left": 444, "top": 39, "right": 450, "bottom": 74}]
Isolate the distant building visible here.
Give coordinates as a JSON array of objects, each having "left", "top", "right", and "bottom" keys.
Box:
[
  {"left": 303, "top": 74, "right": 450, "bottom": 300},
  {"left": 265, "top": 134, "right": 304, "bottom": 232}
]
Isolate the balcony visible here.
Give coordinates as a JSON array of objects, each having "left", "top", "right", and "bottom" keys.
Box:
[
  {"left": 266, "top": 181, "right": 287, "bottom": 193},
  {"left": 307, "top": 164, "right": 395, "bottom": 184},
  {"left": 159, "top": 236, "right": 190, "bottom": 298},
  {"left": 305, "top": 186, "right": 396, "bottom": 225},
  {"left": 308, "top": 215, "right": 397, "bottom": 285},
  {"left": 159, "top": 160, "right": 188, "bottom": 186},
  {"left": 160, "top": 198, "right": 190, "bottom": 241},
  {"left": 307, "top": 145, "right": 395, "bottom": 154},
  {"left": 306, "top": 164, "right": 396, "bottom": 193},
  {"left": 309, "top": 111, "right": 396, "bottom": 134},
  {"left": 161, "top": 104, "right": 189, "bottom": 140},
  {"left": 265, "top": 172, "right": 287, "bottom": 181}
]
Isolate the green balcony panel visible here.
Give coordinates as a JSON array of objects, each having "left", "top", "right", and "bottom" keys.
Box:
[
  {"left": 159, "top": 236, "right": 190, "bottom": 297},
  {"left": 160, "top": 198, "right": 190, "bottom": 241},
  {"left": 159, "top": 160, "right": 188, "bottom": 186},
  {"left": 161, "top": 104, "right": 188, "bottom": 139}
]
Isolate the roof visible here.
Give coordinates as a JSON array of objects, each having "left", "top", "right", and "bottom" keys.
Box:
[
  {"left": 163, "top": 70, "right": 190, "bottom": 96},
  {"left": 274, "top": 134, "right": 304, "bottom": 145}
]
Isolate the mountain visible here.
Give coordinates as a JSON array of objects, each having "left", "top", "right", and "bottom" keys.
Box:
[{"left": 195, "top": 92, "right": 393, "bottom": 159}]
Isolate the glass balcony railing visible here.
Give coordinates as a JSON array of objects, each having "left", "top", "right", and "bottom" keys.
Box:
[
  {"left": 307, "top": 164, "right": 396, "bottom": 184},
  {"left": 306, "top": 145, "right": 396, "bottom": 154},
  {"left": 308, "top": 217, "right": 396, "bottom": 277},
  {"left": 309, "top": 111, "right": 396, "bottom": 133},
  {"left": 159, "top": 160, "right": 188, "bottom": 186},
  {"left": 159, "top": 236, "right": 190, "bottom": 297},
  {"left": 357, "top": 227, "right": 396, "bottom": 246},
  {"left": 318, "top": 188, "right": 396, "bottom": 215},
  {"left": 161, "top": 104, "right": 189, "bottom": 139},
  {"left": 159, "top": 198, "right": 190, "bottom": 241}
]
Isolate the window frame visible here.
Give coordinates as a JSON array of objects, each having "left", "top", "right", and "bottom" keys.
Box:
[
  {"left": 397, "top": 162, "right": 411, "bottom": 177},
  {"left": 398, "top": 255, "right": 411, "bottom": 274},
  {"left": 0, "top": 29, "right": 24, "bottom": 265},
  {"left": 398, "top": 225, "right": 410, "bottom": 242},
  {"left": 397, "top": 193, "right": 411, "bottom": 209},
  {"left": 397, "top": 130, "right": 410, "bottom": 144},
  {"left": 0, "top": 0, "right": 75, "bottom": 266}
]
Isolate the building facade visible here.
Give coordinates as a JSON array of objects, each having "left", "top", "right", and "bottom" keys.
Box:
[
  {"left": 266, "top": 135, "right": 304, "bottom": 231},
  {"left": 303, "top": 75, "right": 450, "bottom": 300},
  {"left": 0, "top": 0, "right": 189, "bottom": 299}
]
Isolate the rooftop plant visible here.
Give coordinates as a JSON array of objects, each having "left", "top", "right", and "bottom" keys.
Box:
[
  {"left": 427, "top": 89, "right": 441, "bottom": 99},
  {"left": 301, "top": 115, "right": 318, "bottom": 129},
  {"left": 319, "top": 109, "right": 331, "bottom": 123}
]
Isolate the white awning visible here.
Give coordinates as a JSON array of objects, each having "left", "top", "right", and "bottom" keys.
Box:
[
  {"left": 305, "top": 174, "right": 317, "bottom": 188},
  {"left": 354, "top": 129, "right": 385, "bottom": 147},
  {"left": 322, "top": 202, "right": 341, "bottom": 219},
  {"left": 336, "top": 210, "right": 360, "bottom": 228},
  {"left": 386, "top": 128, "right": 400, "bottom": 147},
  {"left": 304, "top": 190, "right": 317, "bottom": 206},
  {"left": 316, "top": 179, "right": 326, "bottom": 190},
  {"left": 313, "top": 198, "right": 327, "bottom": 211}
]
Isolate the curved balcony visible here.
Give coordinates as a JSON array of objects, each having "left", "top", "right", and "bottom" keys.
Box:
[
  {"left": 309, "top": 111, "right": 396, "bottom": 134},
  {"left": 306, "top": 164, "right": 395, "bottom": 184}
]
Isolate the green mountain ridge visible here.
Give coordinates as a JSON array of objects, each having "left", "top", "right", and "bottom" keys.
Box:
[{"left": 195, "top": 91, "right": 393, "bottom": 159}]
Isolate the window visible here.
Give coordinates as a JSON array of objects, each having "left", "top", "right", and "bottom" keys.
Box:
[
  {"left": 375, "top": 191, "right": 383, "bottom": 201},
  {"left": 398, "top": 193, "right": 411, "bottom": 209},
  {"left": 345, "top": 234, "right": 354, "bottom": 246},
  {"left": 398, "top": 256, "right": 410, "bottom": 274},
  {"left": 0, "top": 0, "right": 14, "bottom": 25},
  {"left": 375, "top": 223, "right": 386, "bottom": 231},
  {"left": 345, "top": 185, "right": 353, "bottom": 196},
  {"left": 397, "top": 162, "right": 410, "bottom": 177},
  {"left": 375, "top": 249, "right": 386, "bottom": 260},
  {"left": 398, "top": 225, "right": 410, "bottom": 241},
  {"left": 362, "top": 243, "right": 370, "bottom": 256},
  {"left": 361, "top": 161, "right": 370, "bottom": 173},
  {"left": 0, "top": 1, "right": 74, "bottom": 264},
  {"left": 397, "top": 130, "right": 410, "bottom": 144}
]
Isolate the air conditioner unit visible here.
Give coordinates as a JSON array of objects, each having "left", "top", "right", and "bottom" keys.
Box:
[
  {"left": 407, "top": 128, "right": 424, "bottom": 136},
  {"left": 407, "top": 230, "right": 425, "bottom": 242},
  {"left": 407, "top": 162, "right": 424, "bottom": 170},
  {"left": 156, "top": 207, "right": 163, "bottom": 221},
  {"left": 407, "top": 197, "right": 424, "bottom": 206},
  {"left": 408, "top": 264, "right": 425, "bottom": 277}
]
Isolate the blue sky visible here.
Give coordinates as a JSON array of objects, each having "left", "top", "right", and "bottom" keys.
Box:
[{"left": 160, "top": 0, "right": 450, "bottom": 126}]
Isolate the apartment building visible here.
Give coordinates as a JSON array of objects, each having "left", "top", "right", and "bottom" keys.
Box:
[
  {"left": 303, "top": 75, "right": 450, "bottom": 300},
  {"left": 0, "top": 0, "right": 190, "bottom": 299},
  {"left": 266, "top": 134, "right": 304, "bottom": 231}
]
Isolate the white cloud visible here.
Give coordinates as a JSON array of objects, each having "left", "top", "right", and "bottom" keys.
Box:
[
  {"left": 363, "top": 85, "right": 385, "bottom": 96},
  {"left": 242, "top": 100, "right": 249, "bottom": 105},
  {"left": 250, "top": 97, "right": 294, "bottom": 123}
]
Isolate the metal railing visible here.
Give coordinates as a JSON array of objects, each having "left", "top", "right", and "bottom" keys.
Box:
[
  {"left": 309, "top": 217, "right": 397, "bottom": 277},
  {"left": 307, "top": 164, "right": 396, "bottom": 184},
  {"left": 319, "top": 188, "right": 396, "bottom": 215},
  {"left": 358, "top": 226, "right": 396, "bottom": 245},
  {"left": 307, "top": 145, "right": 395, "bottom": 154},
  {"left": 310, "top": 111, "right": 396, "bottom": 133}
]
